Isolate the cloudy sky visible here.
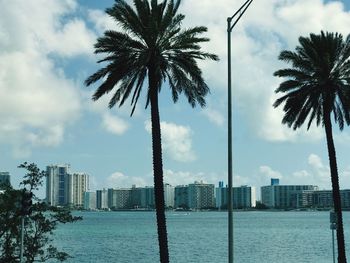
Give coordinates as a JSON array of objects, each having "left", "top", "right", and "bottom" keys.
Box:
[{"left": 1, "top": 0, "right": 350, "bottom": 198}]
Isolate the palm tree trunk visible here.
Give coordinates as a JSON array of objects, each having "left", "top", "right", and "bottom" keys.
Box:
[
  {"left": 324, "top": 110, "right": 347, "bottom": 263},
  {"left": 149, "top": 68, "right": 169, "bottom": 263}
]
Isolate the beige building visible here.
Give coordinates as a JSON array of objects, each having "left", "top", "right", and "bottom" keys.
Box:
[{"left": 67, "top": 173, "right": 89, "bottom": 208}]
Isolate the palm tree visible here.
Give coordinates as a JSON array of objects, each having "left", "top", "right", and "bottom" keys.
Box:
[
  {"left": 85, "top": 0, "right": 218, "bottom": 262},
  {"left": 273, "top": 31, "right": 350, "bottom": 263}
]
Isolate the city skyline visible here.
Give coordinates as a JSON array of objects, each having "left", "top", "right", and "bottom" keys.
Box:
[{"left": 1, "top": 0, "right": 350, "bottom": 200}]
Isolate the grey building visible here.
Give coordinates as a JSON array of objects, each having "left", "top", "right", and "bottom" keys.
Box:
[
  {"left": 107, "top": 188, "right": 132, "bottom": 209},
  {"left": 261, "top": 180, "right": 318, "bottom": 209},
  {"left": 233, "top": 185, "right": 256, "bottom": 208},
  {"left": 84, "top": 191, "right": 96, "bottom": 210},
  {"left": 188, "top": 182, "right": 215, "bottom": 209},
  {"left": 96, "top": 188, "right": 108, "bottom": 209},
  {"left": 0, "top": 172, "right": 10, "bottom": 189},
  {"left": 174, "top": 185, "right": 189, "bottom": 209},
  {"left": 313, "top": 189, "right": 350, "bottom": 208},
  {"left": 216, "top": 183, "right": 256, "bottom": 209},
  {"left": 46, "top": 164, "right": 70, "bottom": 206},
  {"left": 140, "top": 186, "right": 154, "bottom": 209}
]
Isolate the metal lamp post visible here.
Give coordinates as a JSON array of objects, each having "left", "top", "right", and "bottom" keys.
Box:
[{"left": 227, "top": 1, "right": 253, "bottom": 262}]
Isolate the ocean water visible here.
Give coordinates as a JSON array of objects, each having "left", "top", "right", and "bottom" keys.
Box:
[{"left": 51, "top": 211, "right": 350, "bottom": 263}]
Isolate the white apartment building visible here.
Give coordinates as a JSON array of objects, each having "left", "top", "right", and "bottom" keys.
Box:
[{"left": 164, "top": 184, "right": 175, "bottom": 208}]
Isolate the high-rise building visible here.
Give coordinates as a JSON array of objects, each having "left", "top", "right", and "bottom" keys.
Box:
[
  {"left": 140, "top": 186, "right": 154, "bottom": 209},
  {"left": 233, "top": 185, "right": 256, "bottom": 208},
  {"left": 174, "top": 185, "right": 189, "bottom": 209},
  {"left": 107, "top": 188, "right": 132, "bottom": 209},
  {"left": 261, "top": 180, "right": 318, "bottom": 208},
  {"left": 0, "top": 172, "right": 10, "bottom": 189},
  {"left": 46, "top": 164, "right": 70, "bottom": 206},
  {"left": 216, "top": 183, "right": 256, "bottom": 209},
  {"left": 313, "top": 189, "right": 350, "bottom": 208},
  {"left": 67, "top": 173, "right": 89, "bottom": 207},
  {"left": 46, "top": 165, "right": 89, "bottom": 207},
  {"left": 164, "top": 184, "right": 174, "bottom": 208},
  {"left": 96, "top": 188, "right": 108, "bottom": 209},
  {"left": 84, "top": 191, "right": 96, "bottom": 210},
  {"left": 188, "top": 181, "right": 215, "bottom": 209},
  {"left": 215, "top": 182, "right": 227, "bottom": 209}
]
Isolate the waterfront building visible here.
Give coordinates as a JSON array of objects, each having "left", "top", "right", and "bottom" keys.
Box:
[
  {"left": 233, "top": 185, "right": 256, "bottom": 208},
  {"left": 174, "top": 185, "right": 189, "bottom": 209},
  {"left": 46, "top": 164, "right": 89, "bottom": 207},
  {"left": 130, "top": 185, "right": 142, "bottom": 208},
  {"left": 261, "top": 180, "right": 318, "bottom": 208},
  {"left": 313, "top": 189, "right": 350, "bottom": 208},
  {"left": 188, "top": 181, "right": 215, "bottom": 209},
  {"left": 84, "top": 191, "right": 96, "bottom": 210},
  {"left": 0, "top": 172, "right": 10, "bottom": 189},
  {"left": 96, "top": 188, "right": 108, "bottom": 209},
  {"left": 67, "top": 173, "right": 89, "bottom": 208},
  {"left": 341, "top": 190, "right": 350, "bottom": 208},
  {"left": 164, "top": 184, "right": 175, "bottom": 208},
  {"left": 140, "top": 186, "right": 155, "bottom": 209},
  {"left": 46, "top": 164, "right": 71, "bottom": 206},
  {"left": 107, "top": 188, "right": 132, "bottom": 209},
  {"left": 215, "top": 182, "right": 227, "bottom": 209},
  {"left": 216, "top": 183, "right": 256, "bottom": 209}
]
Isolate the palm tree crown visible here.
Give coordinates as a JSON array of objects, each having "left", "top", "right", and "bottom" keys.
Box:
[
  {"left": 273, "top": 31, "right": 350, "bottom": 130},
  {"left": 85, "top": 0, "right": 218, "bottom": 114}
]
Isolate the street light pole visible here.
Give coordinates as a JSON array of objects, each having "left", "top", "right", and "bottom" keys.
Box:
[{"left": 227, "top": 1, "right": 253, "bottom": 262}]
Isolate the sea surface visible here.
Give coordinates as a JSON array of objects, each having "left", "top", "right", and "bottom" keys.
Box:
[{"left": 51, "top": 211, "right": 350, "bottom": 263}]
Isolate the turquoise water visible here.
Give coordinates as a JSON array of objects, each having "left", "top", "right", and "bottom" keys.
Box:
[{"left": 52, "top": 211, "right": 350, "bottom": 262}]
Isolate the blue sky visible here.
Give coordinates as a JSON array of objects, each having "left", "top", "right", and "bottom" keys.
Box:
[{"left": 1, "top": 0, "right": 350, "bottom": 198}]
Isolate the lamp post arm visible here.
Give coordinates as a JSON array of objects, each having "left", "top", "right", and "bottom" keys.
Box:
[{"left": 228, "top": 0, "right": 254, "bottom": 31}]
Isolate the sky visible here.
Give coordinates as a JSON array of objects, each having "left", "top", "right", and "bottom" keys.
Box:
[{"left": 1, "top": 0, "right": 350, "bottom": 199}]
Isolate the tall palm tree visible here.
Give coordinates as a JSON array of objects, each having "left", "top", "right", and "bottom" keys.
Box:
[
  {"left": 274, "top": 31, "right": 350, "bottom": 263},
  {"left": 85, "top": 0, "right": 218, "bottom": 262}
]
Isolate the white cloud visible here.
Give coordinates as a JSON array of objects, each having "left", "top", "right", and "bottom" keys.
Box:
[
  {"left": 145, "top": 120, "right": 196, "bottom": 162},
  {"left": 202, "top": 107, "right": 225, "bottom": 127},
  {"left": 0, "top": 0, "right": 99, "bottom": 156},
  {"left": 88, "top": 9, "right": 117, "bottom": 34},
  {"left": 102, "top": 112, "right": 129, "bottom": 135},
  {"left": 46, "top": 19, "right": 96, "bottom": 57},
  {"left": 106, "top": 171, "right": 147, "bottom": 188},
  {"left": 259, "top": 165, "right": 283, "bottom": 180}
]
